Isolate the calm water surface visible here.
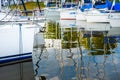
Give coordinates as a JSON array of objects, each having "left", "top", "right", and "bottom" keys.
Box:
[{"left": 32, "top": 19, "right": 120, "bottom": 80}]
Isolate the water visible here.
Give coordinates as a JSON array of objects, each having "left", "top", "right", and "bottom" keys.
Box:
[
  {"left": 0, "top": 60, "right": 35, "bottom": 80},
  {"left": 32, "top": 19, "right": 120, "bottom": 80},
  {"left": 0, "top": 10, "right": 120, "bottom": 80}
]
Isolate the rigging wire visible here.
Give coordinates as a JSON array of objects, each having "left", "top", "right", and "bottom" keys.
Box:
[
  {"left": 20, "top": 0, "right": 28, "bottom": 16},
  {"left": 0, "top": 0, "right": 20, "bottom": 22},
  {"left": 36, "top": 0, "right": 41, "bottom": 13},
  {"left": 0, "top": 9, "right": 13, "bottom": 21}
]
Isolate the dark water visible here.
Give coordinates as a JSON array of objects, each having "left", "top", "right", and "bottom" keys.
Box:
[
  {"left": 32, "top": 19, "right": 120, "bottom": 80},
  {"left": 0, "top": 60, "right": 35, "bottom": 80}
]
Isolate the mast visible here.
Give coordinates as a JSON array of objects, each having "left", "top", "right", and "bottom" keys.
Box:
[{"left": 92, "top": 0, "right": 95, "bottom": 8}]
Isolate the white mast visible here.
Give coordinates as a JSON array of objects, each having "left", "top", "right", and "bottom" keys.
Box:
[{"left": 92, "top": 0, "right": 95, "bottom": 8}]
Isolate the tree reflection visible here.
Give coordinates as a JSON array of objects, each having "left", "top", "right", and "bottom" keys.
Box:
[
  {"left": 44, "top": 21, "right": 117, "bottom": 56},
  {"left": 79, "top": 31, "right": 117, "bottom": 55},
  {"left": 62, "top": 27, "right": 78, "bottom": 49},
  {"left": 44, "top": 20, "right": 61, "bottom": 39}
]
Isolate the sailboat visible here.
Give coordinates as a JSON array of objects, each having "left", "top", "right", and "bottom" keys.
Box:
[{"left": 0, "top": 0, "right": 45, "bottom": 64}]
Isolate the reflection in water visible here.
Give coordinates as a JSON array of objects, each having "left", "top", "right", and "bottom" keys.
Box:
[{"left": 33, "top": 20, "right": 120, "bottom": 80}]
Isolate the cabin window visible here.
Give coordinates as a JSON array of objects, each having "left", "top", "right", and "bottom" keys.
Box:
[
  {"left": 84, "top": 0, "right": 91, "bottom": 3},
  {"left": 95, "top": 0, "right": 106, "bottom": 5}
]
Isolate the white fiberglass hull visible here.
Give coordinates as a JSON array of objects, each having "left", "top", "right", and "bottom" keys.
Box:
[
  {"left": 0, "top": 23, "right": 43, "bottom": 57},
  {"left": 60, "top": 9, "right": 76, "bottom": 20},
  {"left": 110, "top": 19, "right": 120, "bottom": 27},
  {"left": 86, "top": 13, "right": 109, "bottom": 22},
  {"left": 60, "top": 20, "right": 76, "bottom": 27},
  {"left": 76, "top": 10, "right": 86, "bottom": 20},
  {"left": 109, "top": 13, "right": 120, "bottom": 27},
  {"left": 76, "top": 20, "right": 111, "bottom": 31}
]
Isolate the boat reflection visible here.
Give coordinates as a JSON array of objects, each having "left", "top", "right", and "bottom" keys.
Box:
[{"left": 33, "top": 20, "right": 120, "bottom": 80}]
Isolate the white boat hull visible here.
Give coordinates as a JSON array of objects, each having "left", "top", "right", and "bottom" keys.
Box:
[
  {"left": 76, "top": 20, "right": 111, "bottom": 31},
  {"left": 85, "top": 9, "right": 110, "bottom": 23},
  {"left": 60, "top": 20, "right": 76, "bottom": 27},
  {"left": 110, "top": 19, "right": 120, "bottom": 27},
  {"left": 60, "top": 9, "right": 76, "bottom": 20},
  {"left": 109, "top": 13, "right": 120, "bottom": 27},
  {"left": 0, "top": 24, "right": 35, "bottom": 57},
  {"left": 86, "top": 13, "right": 109, "bottom": 22},
  {"left": 0, "top": 22, "right": 45, "bottom": 57},
  {"left": 76, "top": 10, "right": 86, "bottom": 20}
]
